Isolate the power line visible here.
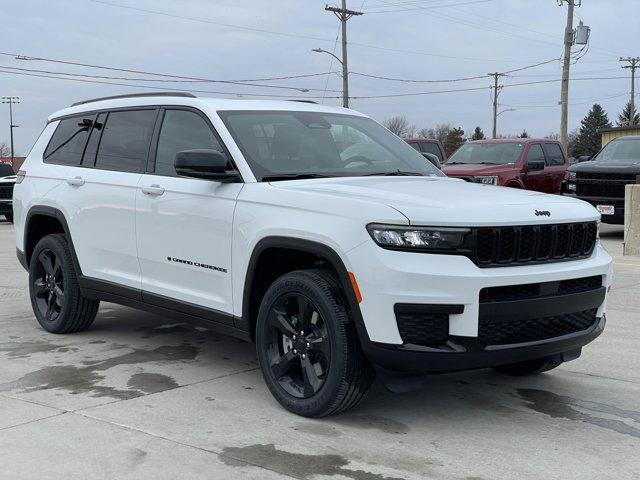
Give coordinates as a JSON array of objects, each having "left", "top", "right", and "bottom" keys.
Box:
[{"left": 363, "top": 0, "right": 492, "bottom": 13}]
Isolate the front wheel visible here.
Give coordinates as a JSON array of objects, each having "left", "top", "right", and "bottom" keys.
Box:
[{"left": 256, "top": 269, "right": 374, "bottom": 417}]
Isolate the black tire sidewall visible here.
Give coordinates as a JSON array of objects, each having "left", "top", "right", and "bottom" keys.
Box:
[
  {"left": 28, "top": 235, "right": 78, "bottom": 333},
  {"left": 256, "top": 271, "right": 353, "bottom": 417}
]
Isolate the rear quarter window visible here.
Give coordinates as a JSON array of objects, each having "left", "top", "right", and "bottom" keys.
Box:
[{"left": 43, "top": 115, "right": 95, "bottom": 166}]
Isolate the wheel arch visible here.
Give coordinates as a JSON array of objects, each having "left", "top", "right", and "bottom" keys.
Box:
[
  {"left": 24, "top": 206, "right": 82, "bottom": 275},
  {"left": 241, "top": 237, "right": 366, "bottom": 343}
]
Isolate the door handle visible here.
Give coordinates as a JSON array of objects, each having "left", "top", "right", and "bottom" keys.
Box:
[
  {"left": 66, "top": 176, "right": 85, "bottom": 187},
  {"left": 141, "top": 184, "right": 165, "bottom": 196}
]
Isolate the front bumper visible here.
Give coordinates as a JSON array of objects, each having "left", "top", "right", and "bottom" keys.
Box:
[
  {"left": 346, "top": 240, "right": 612, "bottom": 371},
  {"left": 360, "top": 316, "right": 605, "bottom": 373},
  {"left": 562, "top": 192, "right": 624, "bottom": 224}
]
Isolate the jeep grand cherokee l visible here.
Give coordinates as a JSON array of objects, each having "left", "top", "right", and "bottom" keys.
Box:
[{"left": 13, "top": 93, "right": 612, "bottom": 417}]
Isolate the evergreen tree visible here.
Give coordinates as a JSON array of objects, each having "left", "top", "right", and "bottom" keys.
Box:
[
  {"left": 570, "top": 104, "right": 612, "bottom": 158},
  {"left": 443, "top": 127, "right": 466, "bottom": 156},
  {"left": 617, "top": 100, "right": 639, "bottom": 126},
  {"left": 519, "top": 130, "right": 529, "bottom": 138},
  {"left": 471, "top": 126, "right": 485, "bottom": 140}
]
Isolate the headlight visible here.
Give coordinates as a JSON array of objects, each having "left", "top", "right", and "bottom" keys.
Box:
[
  {"left": 565, "top": 171, "right": 577, "bottom": 181},
  {"left": 474, "top": 176, "right": 498, "bottom": 185},
  {"left": 367, "top": 224, "right": 470, "bottom": 250}
]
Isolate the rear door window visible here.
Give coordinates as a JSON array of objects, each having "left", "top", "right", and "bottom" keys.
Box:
[
  {"left": 94, "top": 109, "right": 157, "bottom": 173},
  {"left": 81, "top": 112, "right": 107, "bottom": 166},
  {"left": 44, "top": 115, "right": 96, "bottom": 166},
  {"left": 543, "top": 143, "right": 565, "bottom": 166}
]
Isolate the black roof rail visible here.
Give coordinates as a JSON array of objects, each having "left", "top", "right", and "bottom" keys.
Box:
[
  {"left": 288, "top": 99, "right": 319, "bottom": 104},
  {"left": 71, "top": 92, "right": 197, "bottom": 107}
]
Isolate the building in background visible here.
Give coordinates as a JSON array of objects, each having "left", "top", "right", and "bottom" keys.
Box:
[{"left": 600, "top": 125, "right": 640, "bottom": 147}]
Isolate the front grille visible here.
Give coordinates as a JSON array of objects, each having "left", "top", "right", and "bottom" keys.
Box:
[
  {"left": 576, "top": 172, "right": 636, "bottom": 198},
  {"left": 0, "top": 184, "right": 13, "bottom": 200},
  {"left": 478, "top": 308, "right": 598, "bottom": 345},
  {"left": 480, "top": 276, "right": 602, "bottom": 303},
  {"left": 472, "top": 222, "right": 597, "bottom": 267},
  {"left": 396, "top": 312, "right": 449, "bottom": 347}
]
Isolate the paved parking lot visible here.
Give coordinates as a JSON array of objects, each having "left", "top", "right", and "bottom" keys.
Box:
[{"left": 0, "top": 221, "right": 639, "bottom": 479}]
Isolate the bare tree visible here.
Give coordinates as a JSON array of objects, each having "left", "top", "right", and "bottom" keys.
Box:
[
  {"left": 0, "top": 142, "right": 9, "bottom": 157},
  {"left": 383, "top": 116, "right": 415, "bottom": 138},
  {"left": 544, "top": 132, "right": 561, "bottom": 140},
  {"left": 416, "top": 128, "right": 434, "bottom": 139}
]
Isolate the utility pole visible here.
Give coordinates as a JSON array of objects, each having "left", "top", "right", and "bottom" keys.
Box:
[
  {"left": 558, "top": 0, "right": 579, "bottom": 150},
  {"left": 620, "top": 57, "right": 639, "bottom": 125},
  {"left": 488, "top": 72, "right": 505, "bottom": 139},
  {"left": 325, "top": 1, "right": 362, "bottom": 108},
  {"left": 1, "top": 96, "right": 20, "bottom": 168}
]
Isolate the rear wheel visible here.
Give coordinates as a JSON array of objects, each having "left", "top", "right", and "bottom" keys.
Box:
[
  {"left": 28, "top": 234, "right": 99, "bottom": 333},
  {"left": 256, "top": 269, "right": 374, "bottom": 417},
  {"left": 492, "top": 356, "right": 562, "bottom": 376}
]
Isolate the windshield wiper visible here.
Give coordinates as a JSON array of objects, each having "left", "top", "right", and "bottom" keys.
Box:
[
  {"left": 262, "top": 173, "right": 333, "bottom": 182},
  {"left": 363, "top": 171, "right": 423, "bottom": 177}
]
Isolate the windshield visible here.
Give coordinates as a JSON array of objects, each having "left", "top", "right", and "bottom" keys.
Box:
[
  {"left": 593, "top": 138, "right": 640, "bottom": 162},
  {"left": 218, "top": 110, "right": 443, "bottom": 181},
  {"left": 447, "top": 143, "right": 524, "bottom": 165}
]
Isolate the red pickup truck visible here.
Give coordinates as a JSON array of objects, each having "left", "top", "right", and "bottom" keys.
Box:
[{"left": 442, "top": 139, "right": 568, "bottom": 194}]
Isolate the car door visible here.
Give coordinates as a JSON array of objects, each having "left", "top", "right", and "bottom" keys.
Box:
[
  {"left": 542, "top": 143, "right": 567, "bottom": 194},
  {"left": 135, "top": 107, "right": 242, "bottom": 320},
  {"left": 64, "top": 108, "right": 157, "bottom": 290},
  {"left": 522, "top": 143, "right": 547, "bottom": 192}
]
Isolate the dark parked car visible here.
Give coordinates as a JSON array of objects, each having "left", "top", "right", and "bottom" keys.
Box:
[
  {"left": 442, "top": 139, "right": 568, "bottom": 194},
  {"left": 405, "top": 138, "right": 446, "bottom": 168},
  {"left": 563, "top": 135, "right": 640, "bottom": 224},
  {"left": 0, "top": 163, "right": 16, "bottom": 223}
]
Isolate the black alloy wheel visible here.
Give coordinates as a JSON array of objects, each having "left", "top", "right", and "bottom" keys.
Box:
[
  {"left": 32, "top": 248, "right": 65, "bottom": 324},
  {"left": 265, "top": 293, "right": 331, "bottom": 398}
]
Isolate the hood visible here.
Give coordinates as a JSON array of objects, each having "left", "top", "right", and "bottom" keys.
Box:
[
  {"left": 270, "top": 176, "right": 598, "bottom": 226},
  {"left": 570, "top": 159, "right": 640, "bottom": 173},
  {"left": 442, "top": 163, "right": 515, "bottom": 175}
]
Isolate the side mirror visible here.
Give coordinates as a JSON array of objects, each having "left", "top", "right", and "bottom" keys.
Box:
[
  {"left": 174, "top": 149, "right": 239, "bottom": 182},
  {"left": 578, "top": 155, "right": 592, "bottom": 162},
  {"left": 526, "top": 159, "right": 545, "bottom": 172},
  {"left": 421, "top": 152, "right": 442, "bottom": 169}
]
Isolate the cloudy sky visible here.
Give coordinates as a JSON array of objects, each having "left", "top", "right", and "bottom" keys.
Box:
[{"left": 1, "top": 0, "right": 638, "bottom": 155}]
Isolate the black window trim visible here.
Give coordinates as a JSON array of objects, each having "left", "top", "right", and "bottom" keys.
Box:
[{"left": 145, "top": 105, "right": 243, "bottom": 182}]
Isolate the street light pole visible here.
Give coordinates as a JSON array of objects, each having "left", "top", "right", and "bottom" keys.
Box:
[{"left": 1, "top": 96, "right": 20, "bottom": 168}]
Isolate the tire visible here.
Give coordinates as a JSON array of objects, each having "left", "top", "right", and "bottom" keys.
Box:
[
  {"left": 491, "top": 356, "right": 562, "bottom": 376},
  {"left": 28, "top": 234, "right": 99, "bottom": 334},
  {"left": 256, "top": 269, "right": 374, "bottom": 417},
  {"left": 5, "top": 212, "right": 13, "bottom": 223}
]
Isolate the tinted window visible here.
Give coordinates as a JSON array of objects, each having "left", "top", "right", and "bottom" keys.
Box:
[
  {"left": 94, "top": 110, "right": 157, "bottom": 172},
  {"left": 44, "top": 115, "right": 95, "bottom": 165},
  {"left": 154, "top": 110, "right": 224, "bottom": 176},
  {"left": 0, "top": 163, "right": 14, "bottom": 177},
  {"left": 420, "top": 142, "right": 443, "bottom": 161},
  {"left": 407, "top": 142, "right": 420, "bottom": 152},
  {"left": 543, "top": 143, "right": 565, "bottom": 166},
  {"left": 82, "top": 112, "right": 107, "bottom": 166},
  {"left": 525, "top": 144, "right": 546, "bottom": 165}
]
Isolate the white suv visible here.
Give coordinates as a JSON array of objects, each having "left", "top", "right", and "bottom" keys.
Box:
[{"left": 14, "top": 93, "right": 612, "bottom": 417}]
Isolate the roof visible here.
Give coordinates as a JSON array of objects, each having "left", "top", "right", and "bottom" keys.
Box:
[
  {"left": 467, "top": 138, "right": 560, "bottom": 144},
  {"left": 607, "top": 135, "right": 640, "bottom": 141},
  {"left": 598, "top": 125, "right": 640, "bottom": 134},
  {"left": 48, "top": 94, "right": 360, "bottom": 122}
]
